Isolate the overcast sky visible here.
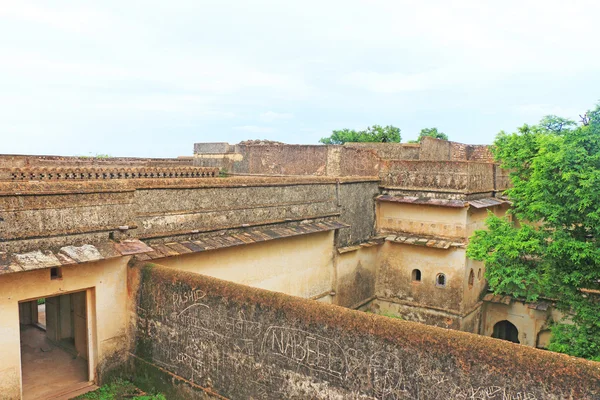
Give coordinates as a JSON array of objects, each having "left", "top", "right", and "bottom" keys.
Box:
[{"left": 1, "top": 1, "right": 598, "bottom": 157}]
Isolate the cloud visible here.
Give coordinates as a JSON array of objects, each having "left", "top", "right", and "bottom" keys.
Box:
[
  {"left": 233, "top": 125, "right": 275, "bottom": 133},
  {"left": 259, "top": 111, "right": 294, "bottom": 122},
  {"left": 0, "top": 2, "right": 110, "bottom": 34}
]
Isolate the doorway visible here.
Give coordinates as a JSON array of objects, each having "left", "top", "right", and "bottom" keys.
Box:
[
  {"left": 492, "top": 320, "right": 520, "bottom": 343},
  {"left": 19, "top": 291, "right": 90, "bottom": 399}
]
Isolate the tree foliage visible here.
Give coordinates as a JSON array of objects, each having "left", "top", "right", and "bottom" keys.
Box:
[
  {"left": 319, "top": 125, "right": 401, "bottom": 144},
  {"left": 467, "top": 104, "right": 600, "bottom": 360},
  {"left": 417, "top": 127, "right": 449, "bottom": 141},
  {"left": 407, "top": 127, "right": 449, "bottom": 143}
]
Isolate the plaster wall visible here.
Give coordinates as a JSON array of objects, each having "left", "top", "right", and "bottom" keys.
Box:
[
  {"left": 466, "top": 204, "right": 510, "bottom": 238},
  {"left": 377, "top": 201, "right": 467, "bottom": 238},
  {"left": 482, "top": 301, "right": 564, "bottom": 348},
  {"left": 152, "top": 231, "right": 335, "bottom": 300},
  {"left": 335, "top": 246, "right": 380, "bottom": 308},
  {"left": 377, "top": 242, "right": 466, "bottom": 314},
  {"left": 462, "top": 257, "right": 487, "bottom": 312},
  {"left": 0, "top": 257, "right": 130, "bottom": 399},
  {"left": 363, "top": 299, "right": 463, "bottom": 329}
]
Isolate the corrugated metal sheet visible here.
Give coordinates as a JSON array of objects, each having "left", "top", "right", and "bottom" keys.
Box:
[{"left": 143, "top": 220, "right": 349, "bottom": 260}]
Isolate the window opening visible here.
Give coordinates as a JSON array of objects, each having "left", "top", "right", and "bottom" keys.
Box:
[
  {"left": 50, "top": 267, "right": 62, "bottom": 280},
  {"left": 412, "top": 269, "right": 422, "bottom": 282},
  {"left": 468, "top": 269, "right": 475, "bottom": 288},
  {"left": 436, "top": 273, "right": 446, "bottom": 287}
]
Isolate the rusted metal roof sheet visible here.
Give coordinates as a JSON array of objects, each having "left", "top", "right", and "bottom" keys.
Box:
[
  {"left": 143, "top": 220, "right": 349, "bottom": 260},
  {"left": 113, "top": 239, "right": 153, "bottom": 256},
  {"left": 384, "top": 233, "right": 464, "bottom": 249},
  {"left": 337, "top": 237, "right": 386, "bottom": 254},
  {"left": 467, "top": 198, "right": 506, "bottom": 209},
  {"left": 0, "top": 239, "right": 153, "bottom": 276},
  {"left": 377, "top": 195, "right": 466, "bottom": 208}
]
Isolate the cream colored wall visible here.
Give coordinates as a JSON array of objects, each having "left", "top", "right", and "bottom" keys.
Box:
[
  {"left": 366, "top": 299, "right": 463, "bottom": 330},
  {"left": 482, "top": 301, "right": 564, "bottom": 347},
  {"left": 377, "top": 243, "right": 466, "bottom": 313},
  {"left": 466, "top": 204, "right": 510, "bottom": 237},
  {"left": 0, "top": 257, "right": 130, "bottom": 400},
  {"left": 462, "top": 258, "right": 486, "bottom": 312},
  {"left": 335, "top": 245, "right": 380, "bottom": 308},
  {"left": 155, "top": 231, "right": 335, "bottom": 300},
  {"left": 377, "top": 202, "right": 467, "bottom": 238}
]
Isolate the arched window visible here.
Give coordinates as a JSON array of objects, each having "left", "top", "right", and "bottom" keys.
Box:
[
  {"left": 412, "top": 269, "right": 422, "bottom": 282},
  {"left": 435, "top": 273, "right": 446, "bottom": 287},
  {"left": 477, "top": 268, "right": 482, "bottom": 280},
  {"left": 468, "top": 269, "right": 475, "bottom": 288},
  {"left": 492, "top": 320, "right": 520, "bottom": 343}
]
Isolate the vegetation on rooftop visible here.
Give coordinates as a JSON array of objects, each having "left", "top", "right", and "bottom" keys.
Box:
[
  {"left": 75, "top": 379, "right": 165, "bottom": 400},
  {"left": 467, "top": 102, "right": 600, "bottom": 360}
]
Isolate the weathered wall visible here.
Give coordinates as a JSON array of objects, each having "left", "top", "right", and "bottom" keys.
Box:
[
  {"left": 0, "top": 154, "right": 193, "bottom": 169},
  {"left": 336, "top": 181, "right": 379, "bottom": 245},
  {"left": 379, "top": 160, "right": 496, "bottom": 197},
  {"left": 482, "top": 301, "right": 565, "bottom": 348},
  {"left": 0, "top": 257, "right": 131, "bottom": 399},
  {"left": 1, "top": 177, "right": 378, "bottom": 253},
  {"left": 149, "top": 231, "right": 335, "bottom": 300},
  {"left": 335, "top": 245, "right": 380, "bottom": 308},
  {"left": 343, "top": 142, "right": 420, "bottom": 160},
  {"left": 377, "top": 201, "right": 467, "bottom": 238},
  {"left": 130, "top": 263, "right": 600, "bottom": 399},
  {"left": 377, "top": 243, "right": 467, "bottom": 320},
  {"left": 240, "top": 144, "right": 330, "bottom": 176},
  {"left": 419, "top": 137, "right": 495, "bottom": 162}
]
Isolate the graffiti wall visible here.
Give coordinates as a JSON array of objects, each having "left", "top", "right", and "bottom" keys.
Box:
[{"left": 130, "top": 263, "right": 600, "bottom": 399}]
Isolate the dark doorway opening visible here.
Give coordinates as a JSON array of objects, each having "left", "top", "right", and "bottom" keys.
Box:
[
  {"left": 19, "top": 291, "right": 90, "bottom": 399},
  {"left": 492, "top": 320, "right": 520, "bottom": 343}
]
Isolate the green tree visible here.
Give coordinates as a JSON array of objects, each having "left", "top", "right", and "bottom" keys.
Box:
[
  {"left": 467, "top": 104, "right": 600, "bottom": 360},
  {"left": 319, "top": 125, "right": 401, "bottom": 144},
  {"left": 418, "top": 127, "right": 449, "bottom": 141}
]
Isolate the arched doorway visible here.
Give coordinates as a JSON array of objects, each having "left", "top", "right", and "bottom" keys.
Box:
[{"left": 492, "top": 320, "right": 520, "bottom": 343}]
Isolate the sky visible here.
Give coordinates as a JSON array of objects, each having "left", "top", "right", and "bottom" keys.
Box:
[{"left": 0, "top": 1, "right": 598, "bottom": 158}]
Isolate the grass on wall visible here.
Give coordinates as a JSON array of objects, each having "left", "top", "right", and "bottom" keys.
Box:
[{"left": 75, "top": 379, "right": 165, "bottom": 400}]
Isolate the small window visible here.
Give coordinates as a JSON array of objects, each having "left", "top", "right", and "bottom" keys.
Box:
[
  {"left": 477, "top": 268, "right": 482, "bottom": 280},
  {"left": 468, "top": 269, "right": 475, "bottom": 288},
  {"left": 436, "top": 273, "right": 446, "bottom": 288},
  {"left": 412, "top": 269, "right": 422, "bottom": 282},
  {"left": 50, "top": 267, "right": 62, "bottom": 280}
]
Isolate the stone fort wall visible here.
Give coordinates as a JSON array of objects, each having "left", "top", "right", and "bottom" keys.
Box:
[{"left": 128, "top": 263, "right": 600, "bottom": 400}]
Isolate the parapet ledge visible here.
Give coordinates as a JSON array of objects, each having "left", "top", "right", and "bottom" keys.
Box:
[{"left": 377, "top": 194, "right": 508, "bottom": 209}]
